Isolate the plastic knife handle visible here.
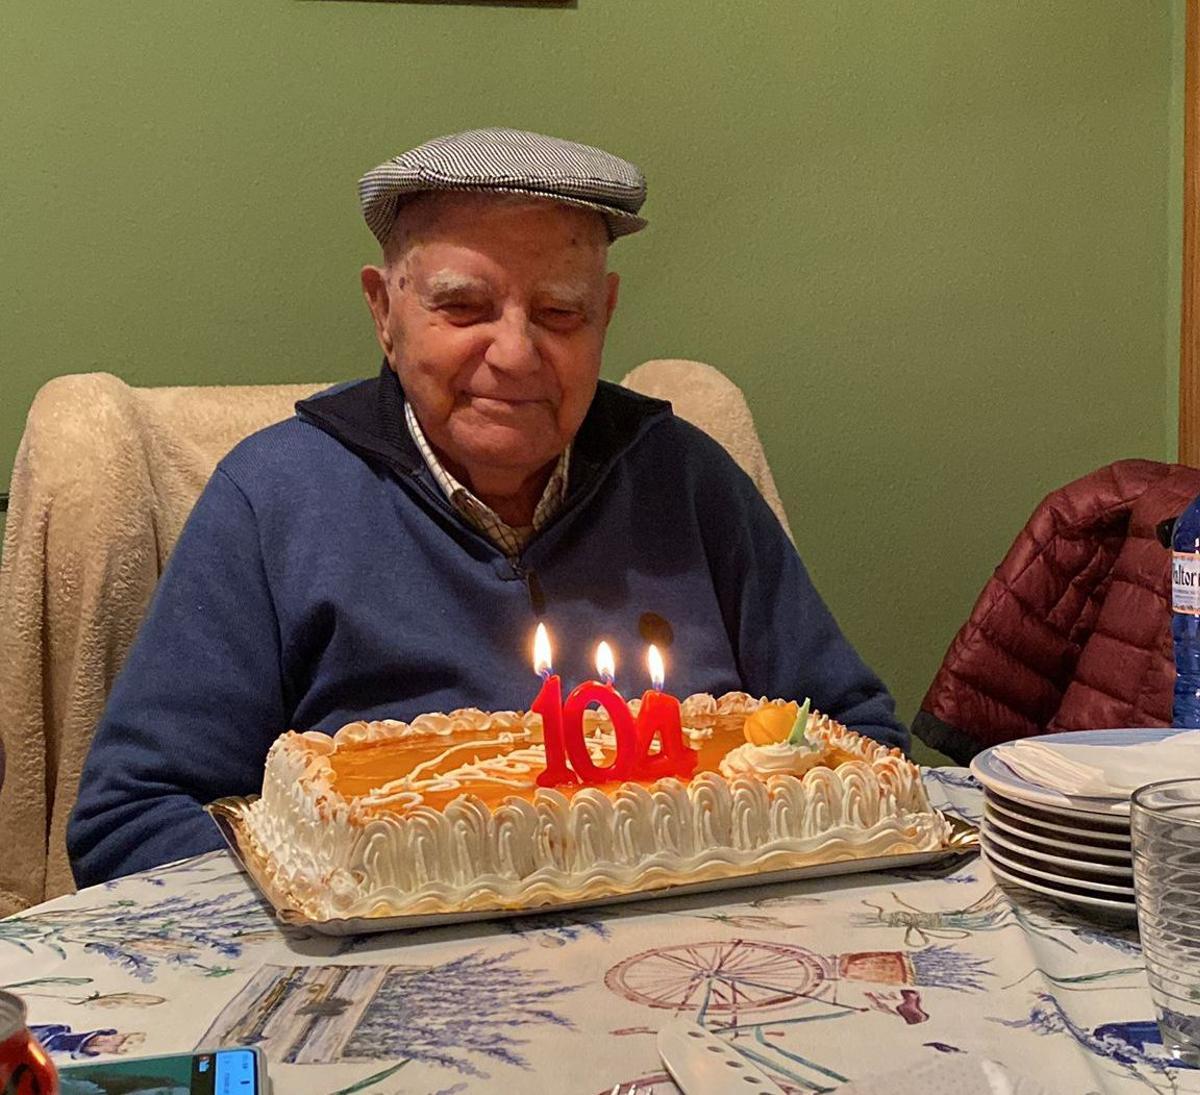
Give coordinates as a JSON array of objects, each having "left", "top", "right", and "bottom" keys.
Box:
[{"left": 656, "top": 1019, "right": 783, "bottom": 1094}]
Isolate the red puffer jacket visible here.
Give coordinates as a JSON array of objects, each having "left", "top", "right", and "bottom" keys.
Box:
[{"left": 913, "top": 459, "right": 1200, "bottom": 764}]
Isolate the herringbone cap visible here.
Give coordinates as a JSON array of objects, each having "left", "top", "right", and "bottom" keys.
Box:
[{"left": 359, "top": 127, "right": 647, "bottom": 244}]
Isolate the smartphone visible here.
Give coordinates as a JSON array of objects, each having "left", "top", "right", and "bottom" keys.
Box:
[{"left": 56, "top": 1046, "right": 268, "bottom": 1095}]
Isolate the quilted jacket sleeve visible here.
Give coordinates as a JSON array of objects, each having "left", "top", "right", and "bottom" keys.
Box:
[{"left": 913, "top": 460, "right": 1172, "bottom": 765}]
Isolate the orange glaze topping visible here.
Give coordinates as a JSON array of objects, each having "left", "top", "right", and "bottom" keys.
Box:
[{"left": 326, "top": 711, "right": 861, "bottom": 812}]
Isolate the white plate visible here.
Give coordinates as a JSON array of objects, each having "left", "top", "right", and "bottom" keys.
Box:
[
  {"left": 971, "top": 727, "right": 1182, "bottom": 817},
  {"left": 982, "top": 837, "right": 1135, "bottom": 896},
  {"left": 982, "top": 821, "right": 1133, "bottom": 877},
  {"left": 986, "top": 853, "right": 1138, "bottom": 922},
  {"left": 984, "top": 793, "right": 1130, "bottom": 843},
  {"left": 983, "top": 806, "right": 1132, "bottom": 863}
]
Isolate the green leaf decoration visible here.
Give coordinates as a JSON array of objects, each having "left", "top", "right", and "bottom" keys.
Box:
[{"left": 786, "top": 697, "right": 811, "bottom": 746}]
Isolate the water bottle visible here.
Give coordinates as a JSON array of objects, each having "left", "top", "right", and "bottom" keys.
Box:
[{"left": 1172, "top": 495, "right": 1200, "bottom": 726}]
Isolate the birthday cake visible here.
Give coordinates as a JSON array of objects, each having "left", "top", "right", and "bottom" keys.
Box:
[{"left": 236, "top": 693, "right": 951, "bottom": 921}]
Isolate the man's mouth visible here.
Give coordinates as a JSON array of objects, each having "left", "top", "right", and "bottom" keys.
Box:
[{"left": 465, "top": 394, "right": 546, "bottom": 408}]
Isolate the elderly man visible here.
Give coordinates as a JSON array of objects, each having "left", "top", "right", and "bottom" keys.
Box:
[{"left": 68, "top": 129, "right": 905, "bottom": 886}]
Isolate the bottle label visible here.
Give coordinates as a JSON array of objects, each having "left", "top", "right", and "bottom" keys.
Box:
[{"left": 1173, "top": 552, "right": 1200, "bottom": 614}]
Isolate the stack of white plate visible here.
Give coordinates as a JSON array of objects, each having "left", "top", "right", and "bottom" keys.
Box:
[{"left": 969, "top": 728, "right": 1178, "bottom": 921}]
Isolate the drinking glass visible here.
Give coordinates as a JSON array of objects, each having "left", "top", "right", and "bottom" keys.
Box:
[{"left": 1131, "top": 778, "right": 1200, "bottom": 1066}]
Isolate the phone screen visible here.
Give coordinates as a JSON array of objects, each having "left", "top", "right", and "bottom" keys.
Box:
[{"left": 57, "top": 1047, "right": 261, "bottom": 1095}]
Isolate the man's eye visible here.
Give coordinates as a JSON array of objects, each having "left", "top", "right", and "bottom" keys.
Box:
[
  {"left": 540, "top": 308, "right": 584, "bottom": 329},
  {"left": 440, "top": 302, "right": 488, "bottom": 322}
]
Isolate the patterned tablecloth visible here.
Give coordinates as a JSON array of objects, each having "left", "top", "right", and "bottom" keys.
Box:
[{"left": 5, "top": 772, "right": 1198, "bottom": 1095}]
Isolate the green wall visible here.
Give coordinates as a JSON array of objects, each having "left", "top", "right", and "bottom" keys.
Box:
[{"left": 1, "top": 1, "right": 1182, "bottom": 738}]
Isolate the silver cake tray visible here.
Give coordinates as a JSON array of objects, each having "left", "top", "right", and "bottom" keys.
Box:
[{"left": 208, "top": 796, "right": 979, "bottom": 936}]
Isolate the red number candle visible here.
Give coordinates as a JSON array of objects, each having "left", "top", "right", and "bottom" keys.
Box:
[
  {"left": 531, "top": 623, "right": 575, "bottom": 787},
  {"left": 560, "top": 641, "right": 640, "bottom": 783},
  {"left": 634, "top": 644, "right": 697, "bottom": 780}
]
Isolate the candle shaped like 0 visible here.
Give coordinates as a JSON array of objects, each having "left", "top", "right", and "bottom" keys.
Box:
[
  {"left": 531, "top": 624, "right": 575, "bottom": 787},
  {"left": 560, "top": 642, "right": 640, "bottom": 783},
  {"left": 634, "top": 645, "right": 697, "bottom": 780}
]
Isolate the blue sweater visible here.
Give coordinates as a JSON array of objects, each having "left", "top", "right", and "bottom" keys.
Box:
[{"left": 67, "top": 367, "right": 905, "bottom": 885}]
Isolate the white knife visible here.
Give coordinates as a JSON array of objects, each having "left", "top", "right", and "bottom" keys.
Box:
[{"left": 656, "top": 1019, "right": 784, "bottom": 1094}]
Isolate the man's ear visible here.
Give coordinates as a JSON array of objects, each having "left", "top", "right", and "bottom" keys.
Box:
[
  {"left": 361, "top": 265, "right": 394, "bottom": 354},
  {"left": 604, "top": 271, "right": 620, "bottom": 326}
]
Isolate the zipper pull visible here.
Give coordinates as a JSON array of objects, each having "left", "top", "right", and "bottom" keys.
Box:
[{"left": 514, "top": 563, "right": 546, "bottom": 616}]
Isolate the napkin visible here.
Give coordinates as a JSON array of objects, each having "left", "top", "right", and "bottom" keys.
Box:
[
  {"left": 834, "top": 1056, "right": 1052, "bottom": 1095},
  {"left": 992, "top": 731, "right": 1200, "bottom": 797}
]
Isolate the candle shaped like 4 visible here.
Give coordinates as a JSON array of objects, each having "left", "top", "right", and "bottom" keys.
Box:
[
  {"left": 531, "top": 624, "right": 575, "bottom": 787},
  {"left": 561, "top": 642, "right": 640, "bottom": 783},
  {"left": 634, "top": 645, "right": 697, "bottom": 780}
]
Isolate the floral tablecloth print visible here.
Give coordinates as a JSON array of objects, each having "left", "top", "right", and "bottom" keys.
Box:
[{"left": 5, "top": 771, "right": 1198, "bottom": 1094}]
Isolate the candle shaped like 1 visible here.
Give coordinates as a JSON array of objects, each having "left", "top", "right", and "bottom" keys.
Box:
[
  {"left": 531, "top": 623, "right": 575, "bottom": 787},
  {"left": 634, "top": 645, "right": 697, "bottom": 780},
  {"left": 561, "top": 641, "right": 640, "bottom": 783}
]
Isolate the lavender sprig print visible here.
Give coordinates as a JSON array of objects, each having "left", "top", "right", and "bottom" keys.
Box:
[
  {"left": 101, "top": 851, "right": 234, "bottom": 890},
  {"left": 1071, "top": 925, "right": 1142, "bottom": 957},
  {"left": 994, "top": 991, "right": 1195, "bottom": 1088},
  {"left": 1008, "top": 894, "right": 1143, "bottom": 956},
  {"left": 922, "top": 770, "right": 981, "bottom": 792},
  {"left": 1, "top": 889, "right": 280, "bottom": 981},
  {"left": 504, "top": 912, "right": 611, "bottom": 947},
  {"left": 909, "top": 945, "right": 994, "bottom": 992},
  {"left": 342, "top": 951, "right": 577, "bottom": 1076},
  {"left": 921, "top": 769, "right": 983, "bottom": 822}
]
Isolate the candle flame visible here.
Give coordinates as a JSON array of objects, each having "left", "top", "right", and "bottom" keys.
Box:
[
  {"left": 648, "top": 645, "right": 665, "bottom": 691},
  {"left": 596, "top": 641, "right": 616, "bottom": 684},
  {"left": 533, "top": 622, "right": 552, "bottom": 677}
]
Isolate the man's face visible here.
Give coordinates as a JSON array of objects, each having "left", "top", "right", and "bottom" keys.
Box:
[{"left": 362, "top": 195, "right": 619, "bottom": 495}]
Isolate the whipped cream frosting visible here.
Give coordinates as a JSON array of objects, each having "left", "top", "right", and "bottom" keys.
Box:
[
  {"left": 240, "top": 692, "right": 947, "bottom": 920},
  {"left": 719, "top": 741, "right": 823, "bottom": 779}
]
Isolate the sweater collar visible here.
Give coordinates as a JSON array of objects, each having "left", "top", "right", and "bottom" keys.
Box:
[{"left": 294, "top": 361, "right": 672, "bottom": 499}]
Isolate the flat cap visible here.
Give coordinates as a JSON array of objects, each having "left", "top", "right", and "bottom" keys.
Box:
[{"left": 359, "top": 127, "right": 647, "bottom": 245}]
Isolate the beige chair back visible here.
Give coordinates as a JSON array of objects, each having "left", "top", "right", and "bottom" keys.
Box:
[{"left": 0, "top": 360, "right": 789, "bottom": 912}]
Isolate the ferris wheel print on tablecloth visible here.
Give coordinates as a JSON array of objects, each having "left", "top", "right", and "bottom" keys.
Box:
[
  {"left": 605, "top": 939, "right": 831, "bottom": 1017},
  {"left": 604, "top": 937, "right": 990, "bottom": 1027}
]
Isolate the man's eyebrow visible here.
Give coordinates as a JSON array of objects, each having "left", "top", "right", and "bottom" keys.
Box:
[
  {"left": 422, "top": 271, "right": 490, "bottom": 298},
  {"left": 537, "top": 282, "right": 592, "bottom": 309}
]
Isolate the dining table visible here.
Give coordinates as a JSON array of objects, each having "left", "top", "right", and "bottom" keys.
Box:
[{"left": 4, "top": 770, "right": 1197, "bottom": 1094}]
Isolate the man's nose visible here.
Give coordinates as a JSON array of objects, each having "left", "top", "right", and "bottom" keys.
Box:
[{"left": 484, "top": 310, "right": 540, "bottom": 373}]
